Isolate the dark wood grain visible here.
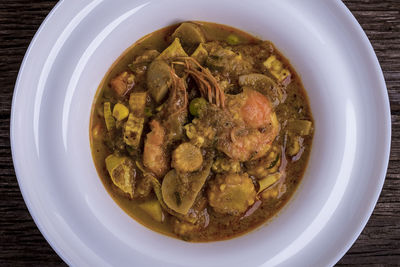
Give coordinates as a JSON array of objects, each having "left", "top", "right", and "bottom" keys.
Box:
[
  {"left": 0, "top": 2, "right": 66, "bottom": 266},
  {"left": 0, "top": 0, "right": 398, "bottom": 266},
  {"left": 336, "top": 0, "right": 400, "bottom": 265}
]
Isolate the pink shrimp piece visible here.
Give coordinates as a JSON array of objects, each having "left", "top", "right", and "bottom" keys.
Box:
[
  {"left": 220, "top": 127, "right": 275, "bottom": 162},
  {"left": 241, "top": 89, "right": 273, "bottom": 129},
  {"left": 218, "top": 88, "right": 279, "bottom": 162},
  {"left": 143, "top": 120, "right": 168, "bottom": 177}
]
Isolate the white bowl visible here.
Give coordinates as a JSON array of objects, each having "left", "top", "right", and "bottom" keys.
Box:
[{"left": 11, "top": 0, "right": 390, "bottom": 266}]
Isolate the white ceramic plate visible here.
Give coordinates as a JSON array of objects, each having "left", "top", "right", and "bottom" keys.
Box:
[{"left": 11, "top": 0, "right": 390, "bottom": 266}]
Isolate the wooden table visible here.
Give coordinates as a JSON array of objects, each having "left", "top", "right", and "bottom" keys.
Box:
[{"left": 1, "top": 1, "right": 398, "bottom": 265}]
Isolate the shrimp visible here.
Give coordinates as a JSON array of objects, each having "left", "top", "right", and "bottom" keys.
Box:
[
  {"left": 217, "top": 88, "right": 279, "bottom": 162},
  {"left": 159, "top": 69, "right": 188, "bottom": 143},
  {"left": 241, "top": 89, "right": 274, "bottom": 129},
  {"left": 143, "top": 120, "right": 168, "bottom": 177}
]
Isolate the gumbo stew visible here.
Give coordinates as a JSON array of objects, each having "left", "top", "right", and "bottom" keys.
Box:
[{"left": 90, "top": 21, "right": 314, "bottom": 241}]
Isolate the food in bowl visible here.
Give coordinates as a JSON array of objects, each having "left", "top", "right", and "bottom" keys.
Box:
[{"left": 90, "top": 21, "right": 313, "bottom": 241}]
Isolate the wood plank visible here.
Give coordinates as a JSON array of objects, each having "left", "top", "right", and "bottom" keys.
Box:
[{"left": 0, "top": 0, "right": 398, "bottom": 266}]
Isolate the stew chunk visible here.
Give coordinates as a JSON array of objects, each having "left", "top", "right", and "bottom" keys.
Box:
[
  {"left": 143, "top": 120, "right": 168, "bottom": 177},
  {"left": 207, "top": 173, "right": 256, "bottom": 215},
  {"left": 110, "top": 71, "right": 134, "bottom": 96},
  {"left": 172, "top": 142, "right": 203, "bottom": 172},
  {"left": 105, "top": 155, "right": 136, "bottom": 197}
]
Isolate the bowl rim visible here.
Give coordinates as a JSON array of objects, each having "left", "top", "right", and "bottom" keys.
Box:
[{"left": 10, "top": 0, "right": 391, "bottom": 266}]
